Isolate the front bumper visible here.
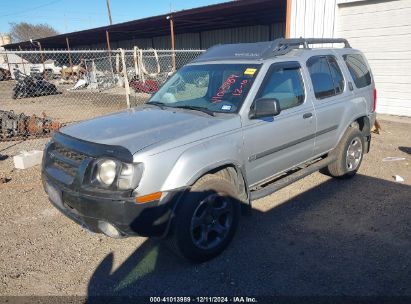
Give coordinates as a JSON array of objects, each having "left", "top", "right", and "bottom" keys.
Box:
[
  {"left": 43, "top": 174, "right": 175, "bottom": 237},
  {"left": 41, "top": 132, "right": 180, "bottom": 238}
]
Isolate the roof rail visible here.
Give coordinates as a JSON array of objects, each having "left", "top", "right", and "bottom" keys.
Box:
[{"left": 267, "top": 38, "right": 351, "bottom": 58}]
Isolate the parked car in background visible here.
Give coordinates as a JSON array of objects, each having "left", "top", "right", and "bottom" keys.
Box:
[
  {"left": 30, "top": 59, "right": 62, "bottom": 78},
  {"left": 42, "top": 38, "right": 376, "bottom": 262},
  {"left": 0, "top": 48, "right": 62, "bottom": 80}
]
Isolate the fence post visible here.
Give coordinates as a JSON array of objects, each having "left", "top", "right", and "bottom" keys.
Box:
[
  {"left": 18, "top": 46, "right": 27, "bottom": 74},
  {"left": 65, "top": 37, "right": 74, "bottom": 77},
  {"left": 4, "top": 50, "right": 12, "bottom": 76},
  {"left": 119, "top": 48, "right": 131, "bottom": 108},
  {"left": 168, "top": 15, "right": 176, "bottom": 72},
  {"left": 38, "top": 42, "right": 47, "bottom": 79},
  {"left": 133, "top": 46, "right": 141, "bottom": 81},
  {"left": 106, "top": 30, "right": 112, "bottom": 55}
]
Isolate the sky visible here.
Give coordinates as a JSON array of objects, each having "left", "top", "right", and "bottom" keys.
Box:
[{"left": 0, "top": 0, "right": 227, "bottom": 36}]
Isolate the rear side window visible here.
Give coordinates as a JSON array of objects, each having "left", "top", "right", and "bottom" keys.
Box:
[
  {"left": 307, "top": 56, "right": 345, "bottom": 99},
  {"left": 257, "top": 62, "right": 305, "bottom": 111},
  {"left": 328, "top": 57, "right": 345, "bottom": 94},
  {"left": 343, "top": 54, "right": 372, "bottom": 88}
]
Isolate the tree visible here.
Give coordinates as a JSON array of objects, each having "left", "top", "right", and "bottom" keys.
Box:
[{"left": 9, "top": 22, "right": 59, "bottom": 42}]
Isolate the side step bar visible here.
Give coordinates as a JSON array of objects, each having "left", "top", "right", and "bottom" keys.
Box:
[{"left": 250, "top": 156, "right": 336, "bottom": 201}]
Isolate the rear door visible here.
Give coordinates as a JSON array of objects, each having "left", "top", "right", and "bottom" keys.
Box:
[
  {"left": 306, "top": 55, "right": 348, "bottom": 156},
  {"left": 242, "top": 61, "right": 316, "bottom": 187}
]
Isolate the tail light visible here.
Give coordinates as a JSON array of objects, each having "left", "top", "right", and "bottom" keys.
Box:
[{"left": 373, "top": 88, "right": 377, "bottom": 112}]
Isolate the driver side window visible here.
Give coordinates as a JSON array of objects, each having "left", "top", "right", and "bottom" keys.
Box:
[{"left": 256, "top": 62, "right": 305, "bottom": 111}]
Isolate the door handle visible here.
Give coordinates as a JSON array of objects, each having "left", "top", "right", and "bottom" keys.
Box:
[{"left": 303, "top": 112, "right": 313, "bottom": 119}]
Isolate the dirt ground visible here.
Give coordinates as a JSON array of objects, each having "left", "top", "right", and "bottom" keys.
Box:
[{"left": 0, "top": 115, "right": 410, "bottom": 297}]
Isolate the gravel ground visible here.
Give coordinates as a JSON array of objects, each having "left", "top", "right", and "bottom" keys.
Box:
[{"left": 0, "top": 116, "right": 410, "bottom": 297}]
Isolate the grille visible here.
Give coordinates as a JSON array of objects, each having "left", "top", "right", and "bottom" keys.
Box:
[
  {"left": 54, "top": 143, "right": 87, "bottom": 164},
  {"left": 47, "top": 142, "right": 90, "bottom": 182},
  {"left": 53, "top": 159, "right": 77, "bottom": 177}
]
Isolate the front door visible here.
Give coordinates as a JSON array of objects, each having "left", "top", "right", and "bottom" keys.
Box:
[{"left": 242, "top": 61, "right": 316, "bottom": 187}]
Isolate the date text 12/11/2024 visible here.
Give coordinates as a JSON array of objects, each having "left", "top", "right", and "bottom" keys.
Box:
[{"left": 149, "top": 296, "right": 258, "bottom": 303}]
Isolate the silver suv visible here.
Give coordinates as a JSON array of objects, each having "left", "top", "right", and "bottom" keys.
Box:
[{"left": 42, "top": 38, "right": 377, "bottom": 262}]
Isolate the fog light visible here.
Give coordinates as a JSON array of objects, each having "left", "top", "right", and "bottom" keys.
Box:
[{"left": 98, "top": 221, "right": 122, "bottom": 239}]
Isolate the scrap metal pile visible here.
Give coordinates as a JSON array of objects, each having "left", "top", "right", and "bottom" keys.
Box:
[
  {"left": 12, "top": 70, "right": 61, "bottom": 99},
  {"left": 128, "top": 47, "right": 164, "bottom": 94},
  {"left": 0, "top": 110, "right": 60, "bottom": 141}
]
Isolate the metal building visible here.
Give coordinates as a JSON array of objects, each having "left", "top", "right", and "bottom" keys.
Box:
[
  {"left": 289, "top": 0, "right": 411, "bottom": 116},
  {"left": 4, "top": 0, "right": 287, "bottom": 50}
]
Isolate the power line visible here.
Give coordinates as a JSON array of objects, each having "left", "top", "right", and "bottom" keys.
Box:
[{"left": 0, "top": 0, "right": 64, "bottom": 18}]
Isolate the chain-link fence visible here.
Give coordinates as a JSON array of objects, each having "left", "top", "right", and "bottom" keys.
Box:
[{"left": 0, "top": 48, "right": 204, "bottom": 155}]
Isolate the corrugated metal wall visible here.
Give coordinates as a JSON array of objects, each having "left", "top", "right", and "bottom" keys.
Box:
[
  {"left": 289, "top": 0, "right": 337, "bottom": 38},
  {"left": 145, "top": 24, "right": 285, "bottom": 49},
  {"left": 85, "top": 23, "right": 285, "bottom": 50},
  {"left": 201, "top": 25, "right": 271, "bottom": 48}
]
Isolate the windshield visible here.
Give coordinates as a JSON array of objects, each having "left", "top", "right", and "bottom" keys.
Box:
[{"left": 148, "top": 63, "right": 261, "bottom": 113}]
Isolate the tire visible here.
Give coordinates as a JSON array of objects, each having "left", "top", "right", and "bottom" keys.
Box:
[
  {"left": 168, "top": 172, "right": 241, "bottom": 262},
  {"left": 325, "top": 126, "right": 365, "bottom": 178}
]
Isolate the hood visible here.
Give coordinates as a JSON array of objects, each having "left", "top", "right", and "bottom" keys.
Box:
[{"left": 60, "top": 105, "right": 240, "bottom": 154}]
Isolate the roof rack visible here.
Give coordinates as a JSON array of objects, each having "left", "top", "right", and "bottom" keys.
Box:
[
  {"left": 192, "top": 38, "right": 351, "bottom": 63},
  {"left": 268, "top": 38, "right": 351, "bottom": 57}
]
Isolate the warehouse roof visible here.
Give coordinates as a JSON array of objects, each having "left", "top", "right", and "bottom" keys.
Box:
[{"left": 4, "top": 0, "right": 286, "bottom": 50}]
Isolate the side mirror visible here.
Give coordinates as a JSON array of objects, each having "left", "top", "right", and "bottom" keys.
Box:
[{"left": 249, "top": 98, "right": 281, "bottom": 119}]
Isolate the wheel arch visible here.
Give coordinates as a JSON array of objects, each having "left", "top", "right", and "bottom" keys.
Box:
[
  {"left": 353, "top": 115, "right": 371, "bottom": 136},
  {"left": 334, "top": 114, "right": 371, "bottom": 151},
  {"left": 187, "top": 162, "right": 250, "bottom": 205}
]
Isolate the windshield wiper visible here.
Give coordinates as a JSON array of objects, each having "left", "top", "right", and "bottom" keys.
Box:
[
  {"left": 146, "top": 101, "right": 166, "bottom": 109},
  {"left": 173, "top": 105, "right": 215, "bottom": 116}
]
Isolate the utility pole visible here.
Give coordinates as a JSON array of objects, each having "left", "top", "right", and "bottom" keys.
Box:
[
  {"left": 106, "top": 0, "right": 113, "bottom": 25},
  {"left": 167, "top": 15, "right": 176, "bottom": 71}
]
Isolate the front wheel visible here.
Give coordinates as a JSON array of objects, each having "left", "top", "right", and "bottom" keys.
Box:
[
  {"left": 325, "top": 126, "right": 365, "bottom": 178},
  {"left": 168, "top": 173, "right": 241, "bottom": 262}
]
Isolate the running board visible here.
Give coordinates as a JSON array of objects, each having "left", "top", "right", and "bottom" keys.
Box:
[{"left": 250, "top": 156, "right": 336, "bottom": 201}]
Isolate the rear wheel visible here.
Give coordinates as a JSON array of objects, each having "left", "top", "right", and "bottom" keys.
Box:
[
  {"left": 168, "top": 172, "right": 241, "bottom": 262},
  {"left": 325, "top": 126, "right": 365, "bottom": 178}
]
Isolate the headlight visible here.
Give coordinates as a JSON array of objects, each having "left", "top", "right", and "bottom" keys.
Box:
[
  {"left": 94, "top": 159, "right": 143, "bottom": 190},
  {"left": 97, "top": 159, "right": 117, "bottom": 186}
]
